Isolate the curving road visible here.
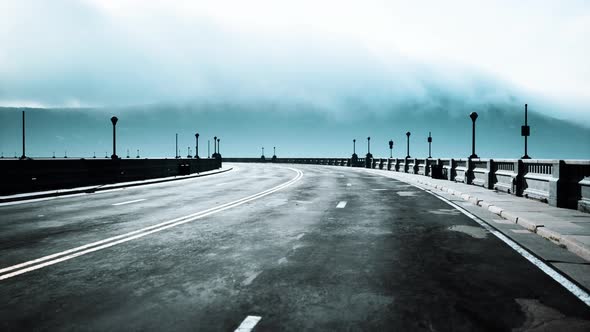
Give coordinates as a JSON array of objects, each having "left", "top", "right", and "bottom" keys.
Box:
[{"left": 0, "top": 163, "right": 589, "bottom": 331}]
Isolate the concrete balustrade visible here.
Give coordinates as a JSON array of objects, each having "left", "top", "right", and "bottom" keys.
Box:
[
  {"left": 454, "top": 159, "right": 472, "bottom": 184},
  {"left": 222, "top": 157, "right": 590, "bottom": 213},
  {"left": 492, "top": 159, "right": 522, "bottom": 195}
]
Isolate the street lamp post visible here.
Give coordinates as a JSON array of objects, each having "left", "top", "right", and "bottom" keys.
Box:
[
  {"left": 20, "top": 111, "right": 26, "bottom": 160},
  {"left": 469, "top": 112, "right": 479, "bottom": 159},
  {"left": 175, "top": 133, "right": 179, "bottom": 159},
  {"left": 217, "top": 138, "right": 221, "bottom": 157},
  {"left": 261, "top": 146, "right": 265, "bottom": 161},
  {"left": 406, "top": 132, "right": 411, "bottom": 158},
  {"left": 110, "top": 116, "right": 118, "bottom": 159},
  {"left": 353, "top": 139, "right": 356, "bottom": 155},
  {"left": 195, "top": 133, "right": 200, "bottom": 159},
  {"left": 137, "top": 149, "right": 140, "bottom": 158},
  {"left": 208, "top": 140, "right": 210, "bottom": 158},
  {"left": 212, "top": 136, "right": 217, "bottom": 158},
  {"left": 521, "top": 104, "right": 531, "bottom": 159},
  {"left": 367, "top": 137, "right": 371, "bottom": 155},
  {"left": 389, "top": 140, "right": 394, "bottom": 158},
  {"left": 427, "top": 132, "right": 432, "bottom": 158}
]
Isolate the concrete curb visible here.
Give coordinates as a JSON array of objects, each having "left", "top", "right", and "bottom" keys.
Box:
[
  {"left": 0, "top": 167, "right": 233, "bottom": 204},
  {"left": 391, "top": 173, "right": 590, "bottom": 263}
]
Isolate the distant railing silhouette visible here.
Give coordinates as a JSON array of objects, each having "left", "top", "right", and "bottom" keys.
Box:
[{"left": 223, "top": 157, "right": 590, "bottom": 213}]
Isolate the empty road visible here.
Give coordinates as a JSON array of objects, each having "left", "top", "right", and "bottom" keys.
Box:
[{"left": 0, "top": 163, "right": 589, "bottom": 331}]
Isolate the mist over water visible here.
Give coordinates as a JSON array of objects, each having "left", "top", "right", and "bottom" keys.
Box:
[{"left": 0, "top": 0, "right": 588, "bottom": 157}]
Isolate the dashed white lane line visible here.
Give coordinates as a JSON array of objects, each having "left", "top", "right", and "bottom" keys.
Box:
[
  {"left": 215, "top": 182, "right": 229, "bottom": 186},
  {"left": 112, "top": 198, "right": 146, "bottom": 206},
  {"left": 372, "top": 189, "right": 388, "bottom": 191},
  {"left": 511, "top": 229, "right": 532, "bottom": 234},
  {"left": 336, "top": 201, "right": 347, "bottom": 208},
  {"left": 235, "top": 316, "right": 262, "bottom": 332},
  {"left": 296, "top": 233, "right": 305, "bottom": 240},
  {"left": 278, "top": 257, "right": 288, "bottom": 265},
  {"left": 346, "top": 183, "right": 352, "bottom": 187}
]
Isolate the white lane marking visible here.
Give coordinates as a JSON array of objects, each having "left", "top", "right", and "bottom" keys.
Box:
[
  {"left": 0, "top": 167, "right": 237, "bottom": 207},
  {"left": 112, "top": 199, "right": 146, "bottom": 206},
  {"left": 215, "top": 182, "right": 229, "bottom": 186},
  {"left": 360, "top": 168, "right": 590, "bottom": 307},
  {"left": 397, "top": 191, "right": 418, "bottom": 196},
  {"left": 336, "top": 201, "right": 347, "bottom": 208},
  {"left": 421, "top": 184, "right": 590, "bottom": 307},
  {"left": 346, "top": 183, "right": 352, "bottom": 187},
  {"left": 372, "top": 189, "right": 388, "bottom": 191},
  {"left": 0, "top": 193, "right": 87, "bottom": 207},
  {"left": 296, "top": 233, "right": 305, "bottom": 240},
  {"left": 37, "top": 215, "right": 44, "bottom": 217},
  {"left": 235, "top": 316, "right": 262, "bottom": 332},
  {"left": 0, "top": 168, "right": 304, "bottom": 281},
  {"left": 511, "top": 229, "right": 532, "bottom": 234},
  {"left": 278, "top": 257, "right": 288, "bottom": 265}
]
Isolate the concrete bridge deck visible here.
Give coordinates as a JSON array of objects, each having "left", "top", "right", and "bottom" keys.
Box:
[{"left": 0, "top": 163, "right": 589, "bottom": 331}]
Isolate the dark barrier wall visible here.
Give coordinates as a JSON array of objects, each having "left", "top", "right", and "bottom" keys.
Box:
[{"left": 0, "top": 158, "right": 221, "bottom": 196}]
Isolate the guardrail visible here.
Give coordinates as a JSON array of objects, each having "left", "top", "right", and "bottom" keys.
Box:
[
  {"left": 223, "top": 157, "right": 590, "bottom": 212},
  {"left": 0, "top": 158, "right": 222, "bottom": 196}
]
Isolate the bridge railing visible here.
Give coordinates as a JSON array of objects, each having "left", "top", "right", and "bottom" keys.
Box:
[{"left": 223, "top": 156, "right": 590, "bottom": 213}]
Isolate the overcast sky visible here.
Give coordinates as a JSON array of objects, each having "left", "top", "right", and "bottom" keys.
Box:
[{"left": 1, "top": 0, "right": 589, "bottom": 121}]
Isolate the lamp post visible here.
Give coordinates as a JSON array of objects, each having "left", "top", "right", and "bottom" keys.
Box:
[
  {"left": 261, "top": 146, "right": 265, "bottom": 161},
  {"left": 469, "top": 112, "right": 479, "bottom": 159},
  {"left": 208, "top": 140, "right": 210, "bottom": 158},
  {"left": 175, "top": 133, "right": 179, "bottom": 158},
  {"left": 110, "top": 116, "right": 118, "bottom": 159},
  {"left": 389, "top": 140, "right": 394, "bottom": 158},
  {"left": 427, "top": 132, "right": 432, "bottom": 158},
  {"left": 137, "top": 149, "right": 140, "bottom": 158},
  {"left": 367, "top": 137, "right": 371, "bottom": 155},
  {"left": 217, "top": 138, "right": 221, "bottom": 155},
  {"left": 521, "top": 104, "right": 531, "bottom": 159},
  {"left": 405, "top": 132, "right": 411, "bottom": 158},
  {"left": 353, "top": 139, "right": 356, "bottom": 155},
  {"left": 20, "top": 111, "right": 26, "bottom": 160},
  {"left": 195, "top": 133, "right": 200, "bottom": 159},
  {"left": 213, "top": 136, "right": 217, "bottom": 157}
]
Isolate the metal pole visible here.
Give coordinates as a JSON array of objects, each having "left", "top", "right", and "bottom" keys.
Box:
[
  {"left": 21, "top": 111, "right": 26, "bottom": 159},
  {"left": 406, "top": 132, "right": 411, "bottom": 158},
  {"left": 469, "top": 112, "right": 478, "bottom": 159},
  {"left": 175, "top": 133, "right": 178, "bottom": 158},
  {"left": 522, "top": 104, "right": 531, "bottom": 159},
  {"left": 428, "top": 132, "right": 432, "bottom": 158},
  {"left": 367, "top": 137, "right": 370, "bottom": 154},
  {"left": 217, "top": 139, "right": 221, "bottom": 155},
  {"left": 195, "top": 133, "right": 199, "bottom": 159},
  {"left": 353, "top": 139, "right": 356, "bottom": 154},
  {"left": 111, "top": 116, "right": 118, "bottom": 159}
]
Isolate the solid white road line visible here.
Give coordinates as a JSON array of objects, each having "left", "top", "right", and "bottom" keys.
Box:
[
  {"left": 235, "top": 316, "right": 262, "bottom": 332},
  {"left": 361, "top": 168, "right": 590, "bottom": 307},
  {"left": 336, "top": 201, "right": 347, "bottom": 208},
  {"left": 414, "top": 182, "right": 590, "bottom": 307},
  {"left": 112, "top": 199, "right": 146, "bottom": 206},
  {"left": 0, "top": 167, "right": 304, "bottom": 281}
]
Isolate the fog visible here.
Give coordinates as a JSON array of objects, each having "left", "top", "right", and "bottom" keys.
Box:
[{"left": 1, "top": 0, "right": 589, "bottom": 124}]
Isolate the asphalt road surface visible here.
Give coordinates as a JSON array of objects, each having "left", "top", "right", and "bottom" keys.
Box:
[{"left": 1, "top": 163, "right": 589, "bottom": 331}]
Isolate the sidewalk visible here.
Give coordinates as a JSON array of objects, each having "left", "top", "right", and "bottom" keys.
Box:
[
  {"left": 368, "top": 169, "right": 590, "bottom": 263},
  {"left": 0, "top": 166, "right": 234, "bottom": 204}
]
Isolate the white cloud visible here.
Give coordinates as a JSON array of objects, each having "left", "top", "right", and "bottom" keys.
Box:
[{"left": 0, "top": 0, "right": 588, "bottom": 121}]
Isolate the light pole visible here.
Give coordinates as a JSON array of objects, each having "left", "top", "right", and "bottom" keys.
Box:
[
  {"left": 367, "top": 137, "right": 371, "bottom": 155},
  {"left": 427, "top": 132, "right": 432, "bottom": 158},
  {"left": 217, "top": 138, "right": 221, "bottom": 156},
  {"left": 110, "top": 116, "right": 118, "bottom": 159},
  {"left": 406, "top": 132, "right": 411, "bottom": 158},
  {"left": 353, "top": 139, "right": 356, "bottom": 155},
  {"left": 521, "top": 104, "right": 531, "bottom": 159},
  {"left": 195, "top": 133, "right": 200, "bottom": 159},
  {"left": 175, "top": 133, "right": 179, "bottom": 159},
  {"left": 213, "top": 136, "right": 217, "bottom": 157},
  {"left": 389, "top": 140, "right": 394, "bottom": 158},
  {"left": 208, "top": 140, "right": 210, "bottom": 158},
  {"left": 137, "top": 149, "right": 140, "bottom": 158},
  {"left": 20, "top": 111, "right": 26, "bottom": 160},
  {"left": 469, "top": 112, "right": 479, "bottom": 159}
]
